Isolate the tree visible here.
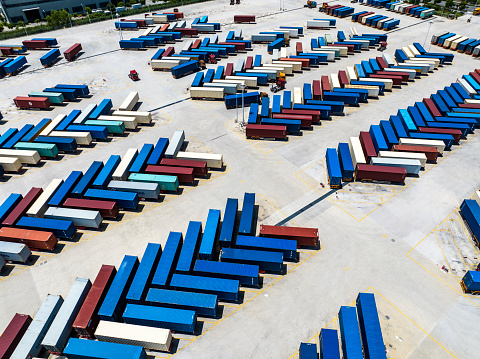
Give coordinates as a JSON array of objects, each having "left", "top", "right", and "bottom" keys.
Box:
[
  {"left": 445, "top": 0, "right": 455, "bottom": 8},
  {"left": 434, "top": 0, "right": 441, "bottom": 4},
  {"left": 6, "top": 22, "right": 14, "bottom": 29},
  {"left": 107, "top": 2, "right": 116, "bottom": 11},
  {"left": 118, "top": 2, "right": 125, "bottom": 7},
  {"left": 0, "top": 24, "right": 4, "bottom": 32},
  {"left": 46, "top": 9, "right": 71, "bottom": 27},
  {"left": 34, "top": 18, "right": 41, "bottom": 23},
  {"left": 85, "top": 6, "right": 92, "bottom": 13},
  {"left": 459, "top": 1, "right": 467, "bottom": 10},
  {"left": 129, "top": 0, "right": 137, "bottom": 6},
  {"left": 140, "top": 0, "right": 146, "bottom": 4}
]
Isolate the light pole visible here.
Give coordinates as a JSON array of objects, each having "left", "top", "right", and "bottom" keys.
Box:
[
  {"left": 82, "top": 4, "right": 91, "bottom": 23},
  {"left": 68, "top": 12, "right": 73, "bottom": 27},
  {"left": 236, "top": 94, "right": 239, "bottom": 123},
  {"left": 423, "top": 20, "right": 433, "bottom": 47},
  {"left": 23, "top": 23, "right": 27, "bottom": 36},
  {"left": 241, "top": 84, "right": 246, "bottom": 126},
  {"left": 116, "top": 14, "right": 123, "bottom": 40}
]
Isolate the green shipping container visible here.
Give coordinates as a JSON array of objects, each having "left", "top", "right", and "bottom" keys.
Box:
[
  {"left": 84, "top": 120, "right": 125, "bottom": 134},
  {"left": 28, "top": 91, "right": 64, "bottom": 104},
  {"left": 128, "top": 172, "right": 179, "bottom": 192},
  {"left": 14, "top": 141, "right": 59, "bottom": 158}
]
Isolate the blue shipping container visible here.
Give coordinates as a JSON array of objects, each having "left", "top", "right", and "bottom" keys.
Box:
[
  {"left": 460, "top": 199, "right": 480, "bottom": 246},
  {"left": 146, "top": 288, "right": 218, "bottom": 317},
  {"left": 84, "top": 188, "right": 139, "bottom": 210},
  {"left": 92, "top": 155, "right": 121, "bottom": 189},
  {"left": 356, "top": 293, "right": 387, "bottom": 359},
  {"left": 151, "top": 232, "right": 183, "bottom": 288},
  {"left": 369, "top": 125, "right": 388, "bottom": 153},
  {"left": 299, "top": 343, "right": 318, "bottom": 359},
  {"left": 238, "top": 192, "right": 256, "bottom": 235},
  {"left": 337, "top": 143, "right": 354, "bottom": 181},
  {"left": 326, "top": 148, "right": 342, "bottom": 189},
  {"left": 147, "top": 138, "right": 169, "bottom": 165},
  {"left": 198, "top": 209, "right": 221, "bottom": 260},
  {"left": 176, "top": 221, "right": 202, "bottom": 273},
  {"left": 219, "top": 198, "right": 238, "bottom": 248},
  {"left": 221, "top": 247, "right": 284, "bottom": 274},
  {"left": 48, "top": 171, "right": 83, "bottom": 206},
  {"left": 338, "top": 306, "right": 363, "bottom": 359},
  {"left": 170, "top": 273, "right": 240, "bottom": 302},
  {"left": 194, "top": 259, "right": 259, "bottom": 287},
  {"left": 71, "top": 161, "right": 103, "bottom": 197},
  {"left": 17, "top": 216, "right": 75, "bottom": 239},
  {"left": 235, "top": 234, "right": 297, "bottom": 261},
  {"left": 123, "top": 304, "right": 196, "bottom": 333},
  {"left": 320, "top": 328, "right": 340, "bottom": 359},
  {"left": 63, "top": 338, "right": 146, "bottom": 359}
]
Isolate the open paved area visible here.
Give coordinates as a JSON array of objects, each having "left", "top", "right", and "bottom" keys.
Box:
[{"left": 1, "top": 0, "right": 480, "bottom": 357}]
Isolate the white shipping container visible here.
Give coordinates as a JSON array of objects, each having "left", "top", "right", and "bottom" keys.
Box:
[
  {"left": 49, "top": 131, "right": 93, "bottom": 146},
  {"left": 344, "top": 85, "right": 379, "bottom": 98},
  {"left": 112, "top": 148, "right": 138, "bottom": 181},
  {"left": 0, "top": 156, "right": 22, "bottom": 172},
  {"left": 272, "top": 30, "right": 289, "bottom": 41},
  {"left": 94, "top": 321, "right": 173, "bottom": 352},
  {"left": 457, "top": 78, "right": 476, "bottom": 96},
  {"left": 400, "top": 61, "right": 431, "bottom": 73},
  {"left": 398, "top": 138, "right": 445, "bottom": 154},
  {"left": 73, "top": 104, "right": 97, "bottom": 125},
  {"left": 330, "top": 73, "right": 341, "bottom": 89},
  {"left": 224, "top": 75, "right": 258, "bottom": 87},
  {"left": 0, "top": 149, "right": 41, "bottom": 164},
  {"left": 165, "top": 130, "right": 185, "bottom": 158},
  {"left": 161, "top": 56, "right": 191, "bottom": 64},
  {"left": 182, "top": 41, "right": 193, "bottom": 51},
  {"left": 203, "top": 82, "right": 238, "bottom": 94},
  {"left": 280, "top": 47, "right": 288, "bottom": 58},
  {"left": 376, "top": 17, "right": 393, "bottom": 28},
  {"left": 263, "top": 63, "right": 293, "bottom": 74},
  {"left": 310, "top": 49, "right": 335, "bottom": 61},
  {"left": 407, "top": 44, "right": 421, "bottom": 56},
  {"left": 370, "top": 157, "right": 422, "bottom": 175},
  {"left": 176, "top": 151, "right": 223, "bottom": 169},
  {"left": 98, "top": 115, "right": 138, "bottom": 130},
  {"left": 190, "top": 87, "right": 224, "bottom": 99},
  {"left": 320, "top": 46, "right": 348, "bottom": 56},
  {"left": 39, "top": 114, "right": 66, "bottom": 137},
  {"left": 348, "top": 137, "right": 366, "bottom": 167},
  {"left": 44, "top": 207, "right": 103, "bottom": 229},
  {"left": 27, "top": 178, "right": 64, "bottom": 218},
  {"left": 41, "top": 278, "right": 91, "bottom": 354},
  {"left": 472, "top": 190, "right": 480, "bottom": 206},
  {"left": 119, "top": 92, "right": 139, "bottom": 111},
  {"left": 235, "top": 59, "right": 245, "bottom": 73},
  {"left": 382, "top": 68, "right": 416, "bottom": 80},
  {"left": 11, "top": 295, "right": 63, "bottom": 358},
  {"left": 272, "top": 60, "right": 301, "bottom": 72},
  {"left": 276, "top": 28, "right": 298, "bottom": 37},
  {"left": 141, "top": 28, "right": 153, "bottom": 36},
  {"left": 361, "top": 14, "right": 377, "bottom": 24},
  {"left": 465, "top": 99, "right": 480, "bottom": 104},
  {"left": 346, "top": 66, "right": 357, "bottom": 81},
  {"left": 324, "top": 33, "right": 333, "bottom": 44},
  {"left": 152, "top": 25, "right": 161, "bottom": 33},
  {"left": 359, "top": 77, "right": 393, "bottom": 90},
  {"left": 307, "top": 20, "right": 330, "bottom": 28},
  {"left": 213, "top": 79, "right": 245, "bottom": 89},
  {"left": 147, "top": 15, "right": 168, "bottom": 23},
  {"left": 350, "top": 27, "right": 359, "bottom": 36},
  {"left": 443, "top": 35, "right": 462, "bottom": 48},
  {"left": 293, "top": 87, "right": 303, "bottom": 104},
  {"left": 410, "top": 57, "right": 438, "bottom": 68},
  {"left": 250, "top": 68, "right": 279, "bottom": 76},
  {"left": 144, "top": 18, "right": 154, "bottom": 25},
  {"left": 108, "top": 180, "right": 160, "bottom": 199},
  {"left": 151, "top": 59, "right": 181, "bottom": 70},
  {"left": 111, "top": 110, "right": 152, "bottom": 124},
  {"left": 0, "top": 241, "right": 31, "bottom": 262},
  {"left": 401, "top": 46, "right": 415, "bottom": 58},
  {"left": 378, "top": 150, "right": 427, "bottom": 167},
  {"left": 382, "top": 53, "right": 396, "bottom": 67}
]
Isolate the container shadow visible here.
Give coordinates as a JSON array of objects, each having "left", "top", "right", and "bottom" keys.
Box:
[
  {"left": 0, "top": 265, "right": 15, "bottom": 276},
  {"left": 50, "top": 243, "right": 66, "bottom": 254},
  {"left": 76, "top": 51, "right": 85, "bottom": 60},
  {"left": 166, "top": 338, "right": 182, "bottom": 354},
  {"left": 132, "top": 102, "right": 143, "bottom": 111},
  {"left": 193, "top": 321, "right": 205, "bottom": 336}
]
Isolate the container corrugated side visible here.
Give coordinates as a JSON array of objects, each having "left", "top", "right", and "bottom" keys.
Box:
[
  {"left": 170, "top": 273, "right": 239, "bottom": 302},
  {"left": 63, "top": 338, "right": 146, "bottom": 359},
  {"left": 356, "top": 293, "right": 387, "bottom": 359},
  {"left": 146, "top": 288, "right": 218, "bottom": 317},
  {"left": 151, "top": 232, "right": 183, "bottom": 288}
]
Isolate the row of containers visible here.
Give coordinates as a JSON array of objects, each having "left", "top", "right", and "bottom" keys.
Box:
[
  {"left": 242, "top": 42, "right": 452, "bottom": 141},
  {"left": 460, "top": 193, "right": 480, "bottom": 295},
  {"left": 298, "top": 293, "right": 386, "bottom": 359},
  {"left": 361, "top": 0, "right": 436, "bottom": 19},
  {"left": 190, "top": 30, "right": 386, "bottom": 102},
  {"left": 0, "top": 90, "right": 154, "bottom": 179},
  {"left": 115, "top": 9, "right": 184, "bottom": 29},
  {"left": 431, "top": 32, "right": 480, "bottom": 57},
  {"left": 14, "top": 82, "right": 90, "bottom": 109},
  {"left": 351, "top": 9, "right": 400, "bottom": 30},
  {"left": 0, "top": 193, "right": 320, "bottom": 358},
  {"left": 0, "top": 129, "right": 224, "bottom": 258},
  {"left": 325, "top": 69, "right": 480, "bottom": 187}
]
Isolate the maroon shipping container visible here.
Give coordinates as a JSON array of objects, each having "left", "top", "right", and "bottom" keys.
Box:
[
  {"left": 260, "top": 225, "right": 319, "bottom": 248},
  {"left": 328, "top": 43, "right": 354, "bottom": 53},
  {"left": 423, "top": 98, "right": 442, "bottom": 117},
  {"left": 469, "top": 71, "right": 480, "bottom": 85},
  {"left": 326, "top": 5, "right": 342, "bottom": 15},
  {"left": 0, "top": 227, "right": 57, "bottom": 251},
  {"left": 376, "top": 71, "right": 408, "bottom": 82},
  {"left": 272, "top": 113, "right": 313, "bottom": 127},
  {"left": 474, "top": 68, "right": 480, "bottom": 76},
  {"left": 392, "top": 144, "right": 439, "bottom": 162},
  {"left": 64, "top": 43, "right": 82, "bottom": 61},
  {"left": 458, "top": 103, "right": 480, "bottom": 109},
  {"left": 126, "top": 19, "right": 146, "bottom": 27},
  {"left": 245, "top": 124, "right": 287, "bottom": 139},
  {"left": 176, "top": 28, "right": 198, "bottom": 37},
  {"left": 0, "top": 47, "right": 14, "bottom": 56},
  {"left": 63, "top": 198, "right": 118, "bottom": 219},
  {"left": 22, "top": 40, "right": 48, "bottom": 49},
  {"left": 234, "top": 15, "right": 256, "bottom": 23},
  {"left": 295, "top": 42, "right": 303, "bottom": 56},
  {"left": 225, "top": 63, "right": 234, "bottom": 76},
  {"left": 280, "top": 57, "right": 310, "bottom": 68},
  {"left": 355, "top": 164, "right": 406, "bottom": 183},
  {"left": 244, "top": 56, "right": 253, "bottom": 69},
  {"left": 321, "top": 75, "right": 331, "bottom": 93},
  {"left": 14, "top": 96, "right": 51, "bottom": 109},
  {"left": 3, "top": 188, "right": 43, "bottom": 227},
  {"left": 376, "top": 56, "right": 388, "bottom": 70},
  {"left": 338, "top": 70, "right": 349, "bottom": 87},
  {"left": 160, "top": 158, "right": 208, "bottom": 177},
  {"left": 145, "top": 165, "right": 195, "bottom": 184},
  {"left": 219, "top": 42, "right": 245, "bottom": 52},
  {"left": 192, "top": 39, "right": 202, "bottom": 49},
  {"left": 73, "top": 265, "right": 117, "bottom": 338},
  {"left": 312, "top": 80, "right": 322, "bottom": 99},
  {"left": 418, "top": 127, "right": 462, "bottom": 143},
  {"left": 282, "top": 109, "right": 321, "bottom": 122},
  {"left": 0, "top": 313, "right": 32, "bottom": 358},
  {"left": 164, "top": 12, "right": 184, "bottom": 19},
  {"left": 357, "top": 12, "right": 374, "bottom": 22},
  {"left": 369, "top": 74, "right": 403, "bottom": 86},
  {"left": 359, "top": 131, "right": 377, "bottom": 162},
  {"left": 163, "top": 46, "right": 175, "bottom": 57}
]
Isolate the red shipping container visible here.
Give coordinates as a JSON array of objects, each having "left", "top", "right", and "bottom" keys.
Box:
[
  {"left": 159, "top": 24, "right": 169, "bottom": 32},
  {"left": 329, "top": 43, "right": 354, "bottom": 53},
  {"left": 64, "top": 43, "right": 82, "bottom": 61},
  {"left": 321, "top": 75, "right": 331, "bottom": 92},
  {"left": 176, "top": 28, "right": 198, "bottom": 37},
  {"left": 0, "top": 227, "right": 57, "bottom": 251},
  {"left": 280, "top": 57, "right": 309, "bottom": 68},
  {"left": 73, "top": 265, "right": 117, "bottom": 338},
  {"left": 22, "top": 40, "right": 48, "bottom": 49},
  {"left": 469, "top": 71, "right": 480, "bottom": 85},
  {"left": 273, "top": 113, "right": 313, "bottom": 127},
  {"left": 145, "top": 165, "right": 195, "bottom": 184},
  {"left": 312, "top": 80, "right": 322, "bottom": 99},
  {"left": 338, "top": 70, "right": 349, "bottom": 87},
  {"left": 369, "top": 74, "right": 403, "bottom": 86},
  {"left": 423, "top": 98, "right": 442, "bottom": 117},
  {"left": 418, "top": 127, "right": 462, "bottom": 143},
  {"left": 458, "top": 103, "right": 480, "bottom": 109},
  {"left": 260, "top": 225, "right": 319, "bottom": 248},
  {"left": 326, "top": 5, "right": 342, "bottom": 15},
  {"left": 163, "top": 46, "right": 175, "bottom": 57},
  {"left": 63, "top": 198, "right": 118, "bottom": 219},
  {"left": 225, "top": 63, "right": 234, "bottom": 76},
  {"left": 219, "top": 42, "right": 246, "bottom": 52},
  {"left": 0, "top": 47, "right": 14, "bottom": 56},
  {"left": 355, "top": 164, "right": 406, "bottom": 183},
  {"left": 357, "top": 12, "right": 374, "bottom": 22},
  {"left": 164, "top": 12, "right": 184, "bottom": 19},
  {"left": 282, "top": 109, "right": 321, "bottom": 122},
  {"left": 245, "top": 124, "right": 286, "bottom": 139},
  {"left": 244, "top": 56, "right": 253, "bottom": 69},
  {"left": 14, "top": 96, "right": 51, "bottom": 109},
  {"left": 234, "top": 15, "right": 255, "bottom": 23},
  {"left": 376, "top": 71, "right": 409, "bottom": 82},
  {"left": 359, "top": 131, "right": 377, "bottom": 162},
  {"left": 128, "top": 19, "right": 146, "bottom": 27},
  {"left": 160, "top": 158, "right": 208, "bottom": 177},
  {"left": 295, "top": 42, "right": 303, "bottom": 56},
  {"left": 375, "top": 56, "right": 388, "bottom": 70},
  {"left": 0, "top": 313, "right": 32, "bottom": 358},
  {"left": 392, "top": 144, "right": 439, "bottom": 162},
  {"left": 3, "top": 188, "right": 43, "bottom": 226},
  {"left": 474, "top": 68, "right": 480, "bottom": 76}
]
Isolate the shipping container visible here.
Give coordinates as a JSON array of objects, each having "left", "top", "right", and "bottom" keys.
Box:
[
  {"left": 5, "top": 56, "right": 27, "bottom": 75},
  {"left": 0, "top": 193, "right": 23, "bottom": 224},
  {"left": 176, "top": 151, "right": 223, "bottom": 169},
  {"left": 69, "top": 162, "right": 102, "bottom": 198},
  {"left": 41, "top": 278, "right": 91, "bottom": 354},
  {"left": 236, "top": 234, "right": 296, "bottom": 261},
  {"left": 13, "top": 96, "right": 50, "bottom": 109},
  {"left": 108, "top": 180, "right": 160, "bottom": 200},
  {"left": 0, "top": 226, "right": 57, "bottom": 250},
  {"left": 13, "top": 142, "right": 58, "bottom": 158},
  {"left": 319, "top": 328, "right": 340, "bottom": 359},
  {"left": 0, "top": 313, "right": 32, "bottom": 359},
  {"left": 359, "top": 131, "right": 377, "bottom": 162},
  {"left": 73, "top": 265, "right": 116, "bottom": 338},
  {"left": 338, "top": 306, "right": 363, "bottom": 359},
  {"left": 55, "top": 84, "right": 89, "bottom": 97},
  {"left": 44, "top": 207, "right": 102, "bottom": 229},
  {"left": 85, "top": 188, "right": 139, "bottom": 210},
  {"left": 260, "top": 225, "right": 319, "bottom": 248},
  {"left": 11, "top": 295, "right": 63, "bottom": 358},
  {"left": 16, "top": 215, "right": 75, "bottom": 240},
  {"left": 0, "top": 241, "right": 30, "bottom": 262},
  {"left": 299, "top": 342, "right": 317, "bottom": 359},
  {"left": 238, "top": 192, "right": 256, "bottom": 235},
  {"left": 370, "top": 156, "right": 421, "bottom": 175},
  {"left": 460, "top": 199, "right": 480, "bottom": 246},
  {"left": 198, "top": 209, "right": 221, "bottom": 260},
  {"left": 194, "top": 259, "right": 259, "bottom": 287},
  {"left": 129, "top": 172, "right": 179, "bottom": 192},
  {"left": 355, "top": 164, "right": 407, "bottom": 183},
  {"left": 151, "top": 232, "right": 182, "bottom": 288},
  {"left": 64, "top": 43, "right": 82, "bottom": 61},
  {"left": 326, "top": 148, "right": 342, "bottom": 189},
  {"left": 356, "top": 293, "right": 387, "bottom": 359},
  {"left": 462, "top": 270, "right": 480, "bottom": 293},
  {"left": 111, "top": 148, "right": 137, "bottom": 181},
  {"left": 164, "top": 130, "right": 184, "bottom": 158},
  {"left": 218, "top": 198, "right": 238, "bottom": 248},
  {"left": 0, "top": 156, "right": 22, "bottom": 172},
  {"left": 92, "top": 155, "right": 121, "bottom": 189},
  {"left": 170, "top": 273, "right": 239, "bottom": 302},
  {"left": 48, "top": 171, "right": 82, "bottom": 207},
  {"left": 338, "top": 143, "right": 355, "bottom": 181},
  {"left": 63, "top": 338, "right": 146, "bottom": 359},
  {"left": 3, "top": 188, "right": 43, "bottom": 227},
  {"left": 40, "top": 49, "right": 60, "bottom": 67},
  {"left": 221, "top": 247, "right": 284, "bottom": 273},
  {"left": 174, "top": 221, "right": 202, "bottom": 274},
  {"left": 160, "top": 158, "right": 208, "bottom": 177}
]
